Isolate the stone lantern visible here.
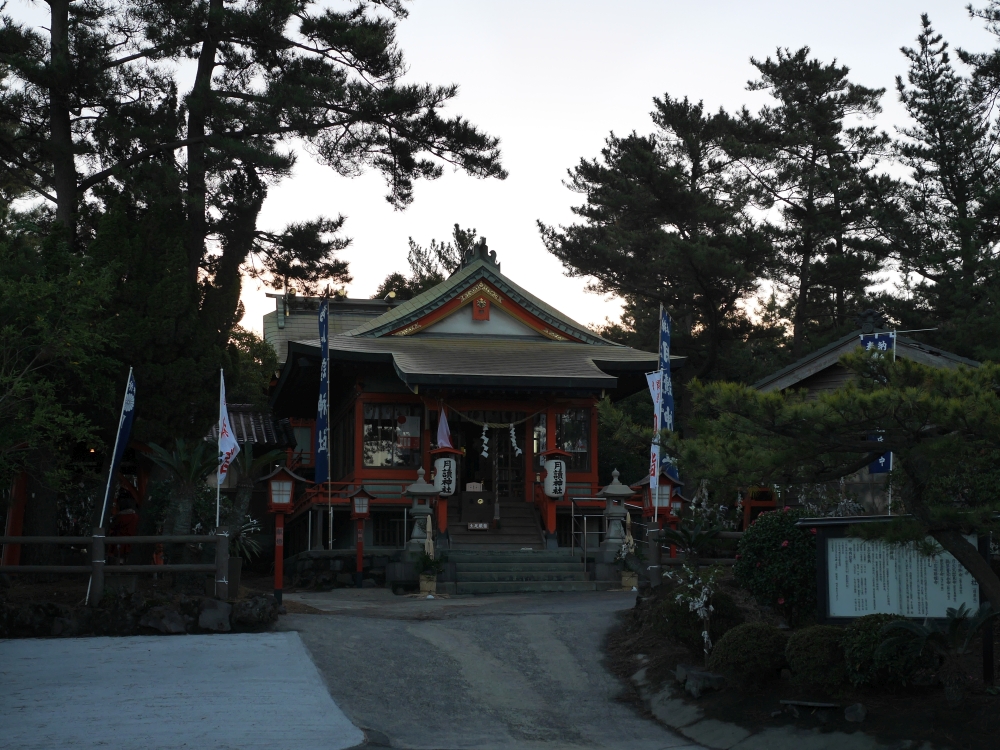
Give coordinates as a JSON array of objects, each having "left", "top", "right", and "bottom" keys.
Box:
[
  {"left": 403, "top": 467, "right": 438, "bottom": 557},
  {"left": 598, "top": 469, "right": 634, "bottom": 563}
]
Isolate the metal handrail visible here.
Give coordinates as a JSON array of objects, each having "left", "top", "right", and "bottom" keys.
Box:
[{"left": 570, "top": 499, "right": 606, "bottom": 560}]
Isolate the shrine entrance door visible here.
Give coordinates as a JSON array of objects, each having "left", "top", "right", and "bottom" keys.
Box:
[{"left": 455, "top": 411, "right": 527, "bottom": 500}]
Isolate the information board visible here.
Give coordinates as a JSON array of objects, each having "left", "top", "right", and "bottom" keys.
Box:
[{"left": 826, "top": 537, "right": 979, "bottom": 618}]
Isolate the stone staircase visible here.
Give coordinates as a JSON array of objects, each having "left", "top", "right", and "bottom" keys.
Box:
[
  {"left": 448, "top": 550, "right": 616, "bottom": 594},
  {"left": 447, "top": 499, "right": 545, "bottom": 551}
]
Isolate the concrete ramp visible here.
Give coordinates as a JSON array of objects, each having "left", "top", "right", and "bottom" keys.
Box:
[{"left": 0, "top": 632, "right": 365, "bottom": 750}]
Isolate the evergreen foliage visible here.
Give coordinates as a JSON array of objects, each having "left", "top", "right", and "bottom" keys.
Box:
[
  {"left": 708, "top": 622, "right": 788, "bottom": 685},
  {"left": 0, "top": 1, "right": 504, "bottom": 463},
  {"left": 733, "top": 508, "right": 817, "bottom": 625},
  {"left": 0, "top": 206, "right": 116, "bottom": 490},
  {"left": 876, "top": 14, "right": 1000, "bottom": 362},
  {"left": 735, "top": 47, "right": 892, "bottom": 356},
  {"left": 373, "top": 224, "right": 475, "bottom": 300},
  {"left": 539, "top": 96, "right": 775, "bottom": 386},
  {"left": 842, "top": 613, "right": 923, "bottom": 688},
  {"left": 684, "top": 350, "right": 1000, "bottom": 611},
  {"left": 785, "top": 625, "right": 847, "bottom": 693}
]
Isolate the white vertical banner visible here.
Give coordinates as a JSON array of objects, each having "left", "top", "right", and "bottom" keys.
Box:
[
  {"left": 646, "top": 371, "right": 661, "bottom": 495},
  {"left": 217, "top": 370, "right": 240, "bottom": 527}
]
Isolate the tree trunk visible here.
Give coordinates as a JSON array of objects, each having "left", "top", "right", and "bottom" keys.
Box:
[
  {"left": 185, "top": 0, "right": 223, "bottom": 284},
  {"left": 932, "top": 528, "right": 1000, "bottom": 613},
  {"left": 198, "top": 169, "right": 265, "bottom": 339},
  {"left": 903, "top": 461, "right": 1000, "bottom": 612},
  {"left": 792, "top": 238, "right": 811, "bottom": 358},
  {"left": 48, "top": 0, "right": 78, "bottom": 237}
]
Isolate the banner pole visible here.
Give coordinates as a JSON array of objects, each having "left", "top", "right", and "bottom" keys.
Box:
[
  {"left": 98, "top": 367, "right": 133, "bottom": 529},
  {"left": 217, "top": 368, "right": 222, "bottom": 529}
]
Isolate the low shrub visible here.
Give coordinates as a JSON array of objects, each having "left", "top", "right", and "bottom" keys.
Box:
[
  {"left": 708, "top": 622, "right": 788, "bottom": 685},
  {"left": 655, "top": 589, "right": 744, "bottom": 654},
  {"left": 785, "top": 625, "right": 846, "bottom": 693},
  {"left": 843, "top": 613, "right": 931, "bottom": 688},
  {"left": 733, "top": 508, "right": 817, "bottom": 625}
]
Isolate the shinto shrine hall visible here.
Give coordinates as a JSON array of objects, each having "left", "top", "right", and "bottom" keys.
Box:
[{"left": 266, "top": 242, "right": 668, "bottom": 591}]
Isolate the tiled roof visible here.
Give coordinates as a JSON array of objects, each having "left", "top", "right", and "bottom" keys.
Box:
[
  {"left": 294, "top": 335, "right": 661, "bottom": 390},
  {"left": 206, "top": 405, "right": 289, "bottom": 445},
  {"left": 344, "top": 257, "right": 618, "bottom": 346},
  {"left": 753, "top": 330, "right": 980, "bottom": 392}
]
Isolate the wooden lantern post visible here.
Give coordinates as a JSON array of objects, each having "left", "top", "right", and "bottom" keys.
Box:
[
  {"left": 264, "top": 466, "right": 298, "bottom": 605},
  {"left": 538, "top": 448, "right": 571, "bottom": 542},
  {"left": 349, "top": 486, "right": 374, "bottom": 588},
  {"left": 431, "top": 447, "right": 461, "bottom": 535}
]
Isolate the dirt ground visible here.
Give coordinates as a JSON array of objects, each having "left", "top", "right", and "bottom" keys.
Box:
[{"left": 605, "top": 580, "right": 1000, "bottom": 750}]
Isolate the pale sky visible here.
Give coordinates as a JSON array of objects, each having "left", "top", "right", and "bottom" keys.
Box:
[
  {"left": 9, "top": 1, "right": 995, "bottom": 333},
  {"left": 245, "top": 0, "right": 994, "bottom": 334}
]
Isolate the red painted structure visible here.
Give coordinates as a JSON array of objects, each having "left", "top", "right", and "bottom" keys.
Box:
[{"left": 267, "top": 243, "right": 666, "bottom": 559}]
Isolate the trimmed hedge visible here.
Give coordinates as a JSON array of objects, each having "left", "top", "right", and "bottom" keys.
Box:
[
  {"left": 843, "top": 613, "right": 931, "bottom": 688},
  {"left": 708, "top": 622, "right": 788, "bottom": 685},
  {"left": 785, "top": 625, "right": 846, "bottom": 693},
  {"left": 734, "top": 508, "right": 817, "bottom": 625}
]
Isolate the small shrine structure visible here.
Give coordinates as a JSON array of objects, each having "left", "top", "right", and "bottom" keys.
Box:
[{"left": 267, "top": 242, "right": 667, "bottom": 566}]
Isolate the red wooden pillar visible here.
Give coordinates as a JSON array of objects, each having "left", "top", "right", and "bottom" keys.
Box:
[
  {"left": 273, "top": 513, "right": 285, "bottom": 604},
  {"left": 2, "top": 472, "right": 28, "bottom": 566},
  {"left": 356, "top": 518, "right": 364, "bottom": 587},
  {"left": 545, "top": 497, "right": 557, "bottom": 535},
  {"left": 436, "top": 499, "right": 448, "bottom": 533}
]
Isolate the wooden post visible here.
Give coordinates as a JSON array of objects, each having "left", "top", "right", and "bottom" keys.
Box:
[
  {"left": 981, "top": 535, "right": 995, "bottom": 685},
  {"left": 355, "top": 518, "right": 364, "bottom": 588},
  {"left": 274, "top": 513, "right": 284, "bottom": 605},
  {"left": 214, "top": 526, "right": 229, "bottom": 601},
  {"left": 647, "top": 526, "right": 661, "bottom": 588},
  {"left": 89, "top": 527, "right": 105, "bottom": 606}
]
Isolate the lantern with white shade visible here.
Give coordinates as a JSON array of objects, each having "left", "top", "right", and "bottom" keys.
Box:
[{"left": 539, "top": 448, "right": 571, "bottom": 498}]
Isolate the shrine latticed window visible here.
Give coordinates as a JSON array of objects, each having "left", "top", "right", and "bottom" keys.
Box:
[{"left": 363, "top": 404, "right": 422, "bottom": 468}]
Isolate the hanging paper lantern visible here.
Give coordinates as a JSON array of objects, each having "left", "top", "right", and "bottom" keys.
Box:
[
  {"left": 544, "top": 458, "right": 566, "bottom": 498},
  {"left": 433, "top": 456, "right": 457, "bottom": 496}
]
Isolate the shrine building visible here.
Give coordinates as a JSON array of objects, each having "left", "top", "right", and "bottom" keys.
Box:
[{"left": 266, "top": 242, "right": 667, "bottom": 587}]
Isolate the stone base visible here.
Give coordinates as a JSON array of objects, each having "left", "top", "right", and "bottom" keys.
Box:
[{"left": 593, "top": 562, "right": 621, "bottom": 581}]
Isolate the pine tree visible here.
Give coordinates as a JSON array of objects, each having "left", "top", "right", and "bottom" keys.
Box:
[
  {"left": 1, "top": 1, "right": 505, "bottom": 442},
  {"left": 733, "top": 47, "right": 891, "bottom": 356},
  {"left": 373, "top": 223, "right": 476, "bottom": 300},
  {"left": 539, "top": 95, "right": 776, "bottom": 385},
  {"left": 877, "top": 14, "right": 1000, "bottom": 361},
  {"left": 682, "top": 350, "right": 1000, "bottom": 611}
]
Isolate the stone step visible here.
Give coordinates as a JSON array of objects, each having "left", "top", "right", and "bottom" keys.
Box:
[
  {"left": 449, "top": 543, "right": 545, "bottom": 552},
  {"left": 455, "top": 570, "right": 589, "bottom": 583},
  {"left": 447, "top": 551, "right": 578, "bottom": 562},
  {"left": 449, "top": 532, "right": 542, "bottom": 541},
  {"left": 455, "top": 580, "right": 608, "bottom": 594},
  {"left": 455, "top": 562, "right": 585, "bottom": 572}
]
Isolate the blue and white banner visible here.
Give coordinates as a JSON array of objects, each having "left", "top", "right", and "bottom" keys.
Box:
[
  {"left": 98, "top": 368, "right": 137, "bottom": 526},
  {"left": 868, "top": 434, "right": 892, "bottom": 474},
  {"left": 314, "top": 298, "right": 330, "bottom": 484},
  {"left": 657, "top": 305, "right": 678, "bottom": 481},
  {"left": 860, "top": 332, "right": 895, "bottom": 358}
]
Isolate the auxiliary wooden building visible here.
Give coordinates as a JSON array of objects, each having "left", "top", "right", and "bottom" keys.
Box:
[{"left": 266, "top": 243, "right": 662, "bottom": 585}]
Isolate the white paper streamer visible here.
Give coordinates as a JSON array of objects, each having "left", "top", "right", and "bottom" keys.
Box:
[{"left": 509, "top": 424, "right": 522, "bottom": 456}]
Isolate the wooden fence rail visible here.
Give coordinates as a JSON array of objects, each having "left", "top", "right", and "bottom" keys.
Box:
[{"left": 0, "top": 527, "right": 229, "bottom": 605}]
